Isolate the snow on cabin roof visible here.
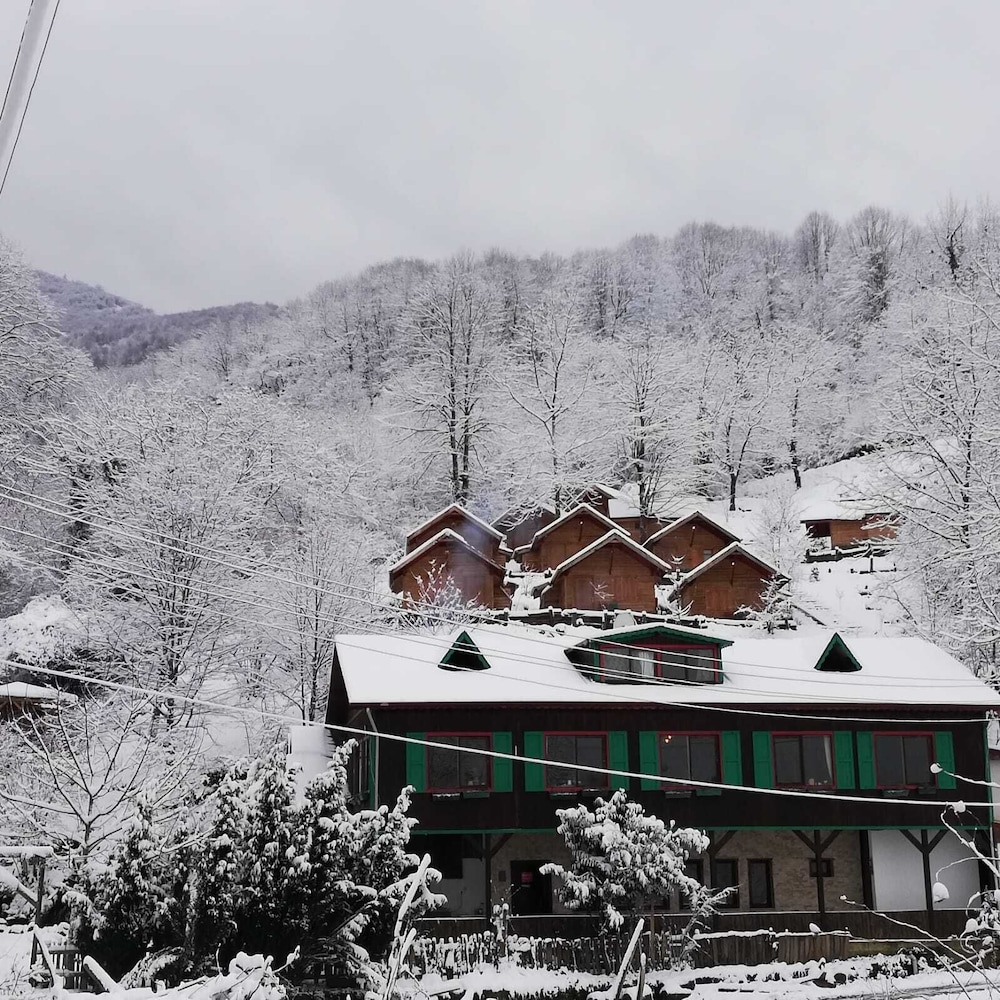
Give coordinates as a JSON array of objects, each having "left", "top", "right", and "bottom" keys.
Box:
[
  {"left": 333, "top": 624, "right": 1000, "bottom": 708},
  {"left": 644, "top": 510, "right": 742, "bottom": 547},
  {"left": 0, "top": 682, "right": 77, "bottom": 704},
  {"left": 515, "top": 503, "right": 623, "bottom": 554},
  {"left": 388, "top": 529, "right": 506, "bottom": 578},
  {"left": 672, "top": 541, "right": 786, "bottom": 590},
  {"left": 545, "top": 529, "right": 674, "bottom": 582},
  {"left": 405, "top": 504, "right": 504, "bottom": 543},
  {"left": 799, "top": 501, "right": 890, "bottom": 523}
]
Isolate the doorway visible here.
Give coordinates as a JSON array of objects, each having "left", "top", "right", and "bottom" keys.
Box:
[{"left": 510, "top": 860, "right": 553, "bottom": 915}]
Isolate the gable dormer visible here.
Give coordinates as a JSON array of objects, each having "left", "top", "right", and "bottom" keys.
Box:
[
  {"left": 567, "top": 624, "right": 732, "bottom": 686},
  {"left": 814, "top": 633, "right": 862, "bottom": 673},
  {"left": 438, "top": 631, "right": 490, "bottom": 672}
]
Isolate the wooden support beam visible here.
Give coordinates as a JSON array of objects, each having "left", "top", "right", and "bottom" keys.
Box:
[{"left": 791, "top": 829, "right": 841, "bottom": 920}]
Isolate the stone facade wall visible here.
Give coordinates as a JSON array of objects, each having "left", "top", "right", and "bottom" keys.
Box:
[{"left": 707, "top": 829, "right": 865, "bottom": 912}]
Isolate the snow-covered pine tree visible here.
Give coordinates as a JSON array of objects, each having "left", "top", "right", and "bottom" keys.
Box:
[{"left": 542, "top": 789, "right": 708, "bottom": 930}]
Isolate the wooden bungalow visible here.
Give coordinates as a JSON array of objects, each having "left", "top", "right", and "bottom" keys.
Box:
[
  {"left": 0, "top": 681, "right": 76, "bottom": 719},
  {"left": 644, "top": 511, "right": 741, "bottom": 571},
  {"left": 671, "top": 542, "right": 785, "bottom": 619},
  {"left": 324, "top": 624, "right": 997, "bottom": 931},
  {"left": 406, "top": 504, "right": 506, "bottom": 562},
  {"left": 389, "top": 529, "right": 508, "bottom": 609},
  {"left": 514, "top": 504, "right": 623, "bottom": 571},
  {"left": 492, "top": 505, "right": 557, "bottom": 552},
  {"left": 802, "top": 510, "right": 897, "bottom": 550},
  {"left": 537, "top": 530, "right": 673, "bottom": 614}
]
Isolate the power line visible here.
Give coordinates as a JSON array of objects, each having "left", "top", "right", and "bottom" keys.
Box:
[
  {"left": 1, "top": 482, "right": 990, "bottom": 692},
  {"left": 3, "top": 516, "right": 997, "bottom": 725},
  {"left": 5, "top": 654, "right": 991, "bottom": 811},
  {"left": 0, "top": 1, "right": 33, "bottom": 127},
  {"left": 0, "top": 0, "right": 60, "bottom": 200}
]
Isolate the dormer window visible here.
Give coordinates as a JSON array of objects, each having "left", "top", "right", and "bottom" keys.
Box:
[
  {"left": 814, "top": 633, "right": 862, "bottom": 673},
  {"left": 595, "top": 641, "right": 722, "bottom": 685},
  {"left": 438, "top": 631, "right": 490, "bottom": 672}
]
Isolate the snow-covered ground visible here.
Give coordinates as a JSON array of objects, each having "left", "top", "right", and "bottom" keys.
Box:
[
  {"left": 0, "top": 924, "right": 67, "bottom": 995},
  {"left": 404, "top": 954, "right": 1000, "bottom": 1000}
]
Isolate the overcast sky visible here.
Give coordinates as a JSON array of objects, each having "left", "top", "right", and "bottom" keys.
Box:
[{"left": 0, "top": 1, "right": 996, "bottom": 313}]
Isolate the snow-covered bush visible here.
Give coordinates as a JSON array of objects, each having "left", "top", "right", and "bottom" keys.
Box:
[
  {"left": 76, "top": 740, "right": 443, "bottom": 986},
  {"left": 541, "top": 789, "right": 708, "bottom": 931}
]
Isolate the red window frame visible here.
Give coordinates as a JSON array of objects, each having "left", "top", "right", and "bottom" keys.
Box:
[
  {"left": 772, "top": 731, "right": 836, "bottom": 789},
  {"left": 544, "top": 731, "right": 609, "bottom": 792},
  {"left": 873, "top": 731, "right": 935, "bottom": 789},
  {"left": 426, "top": 732, "right": 493, "bottom": 793},
  {"left": 597, "top": 642, "right": 722, "bottom": 684},
  {"left": 657, "top": 731, "right": 722, "bottom": 786}
]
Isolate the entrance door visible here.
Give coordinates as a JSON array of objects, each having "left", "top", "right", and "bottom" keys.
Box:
[{"left": 510, "top": 860, "right": 553, "bottom": 915}]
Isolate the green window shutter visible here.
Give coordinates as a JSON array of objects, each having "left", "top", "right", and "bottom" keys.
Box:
[
  {"left": 639, "top": 731, "right": 660, "bottom": 790},
  {"left": 857, "top": 732, "right": 875, "bottom": 789},
  {"left": 609, "top": 731, "right": 629, "bottom": 790},
  {"left": 523, "top": 731, "right": 545, "bottom": 791},
  {"left": 752, "top": 732, "right": 774, "bottom": 788},
  {"left": 405, "top": 732, "right": 426, "bottom": 792},
  {"left": 721, "top": 731, "right": 743, "bottom": 785},
  {"left": 492, "top": 732, "right": 513, "bottom": 792},
  {"left": 934, "top": 731, "right": 957, "bottom": 790},
  {"left": 834, "top": 731, "right": 856, "bottom": 789}
]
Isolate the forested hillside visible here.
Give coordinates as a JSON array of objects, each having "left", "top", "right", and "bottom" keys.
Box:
[
  {"left": 0, "top": 201, "right": 998, "bottom": 755},
  {"left": 35, "top": 270, "right": 279, "bottom": 366}
]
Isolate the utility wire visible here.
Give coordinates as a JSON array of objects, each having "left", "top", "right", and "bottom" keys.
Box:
[
  {"left": 4, "top": 654, "right": 991, "bottom": 812},
  {"left": 0, "top": 0, "right": 60, "bottom": 200},
  {"left": 5, "top": 519, "right": 995, "bottom": 726},
  {"left": 1, "top": 483, "right": 989, "bottom": 690}
]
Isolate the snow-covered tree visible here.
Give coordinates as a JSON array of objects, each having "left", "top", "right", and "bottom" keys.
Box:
[{"left": 542, "top": 789, "right": 709, "bottom": 930}]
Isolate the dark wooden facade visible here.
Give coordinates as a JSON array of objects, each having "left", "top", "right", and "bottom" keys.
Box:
[
  {"left": 331, "top": 698, "right": 988, "bottom": 837},
  {"left": 540, "top": 535, "right": 667, "bottom": 613},
  {"left": 675, "top": 547, "right": 781, "bottom": 618},
  {"left": 804, "top": 514, "right": 897, "bottom": 550},
  {"left": 516, "top": 506, "right": 621, "bottom": 571},
  {"left": 407, "top": 505, "right": 503, "bottom": 561},
  {"left": 389, "top": 533, "right": 508, "bottom": 608},
  {"left": 645, "top": 513, "right": 739, "bottom": 571}
]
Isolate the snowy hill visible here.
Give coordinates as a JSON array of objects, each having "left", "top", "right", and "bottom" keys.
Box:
[{"left": 36, "top": 271, "right": 280, "bottom": 367}]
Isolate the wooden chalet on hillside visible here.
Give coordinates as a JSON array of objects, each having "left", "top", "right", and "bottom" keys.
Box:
[
  {"left": 390, "top": 492, "right": 784, "bottom": 622},
  {"left": 801, "top": 503, "right": 897, "bottom": 551},
  {"left": 321, "top": 623, "right": 997, "bottom": 935}
]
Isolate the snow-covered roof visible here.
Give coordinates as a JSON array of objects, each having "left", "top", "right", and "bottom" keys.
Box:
[
  {"left": 405, "top": 503, "right": 504, "bottom": 543},
  {"left": 515, "top": 503, "right": 624, "bottom": 554},
  {"left": 334, "top": 623, "right": 1000, "bottom": 708},
  {"left": 644, "top": 510, "right": 742, "bottom": 547},
  {"left": 799, "top": 501, "right": 891, "bottom": 523},
  {"left": 0, "top": 682, "right": 76, "bottom": 705},
  {"left": 491, "top": 502, "right": 556, "bottom": 528},
  {"left": 388, "top": 529, "right": 505, "bottom": 578},
  {"left": 545, "top": 529, "right": 674, "bottom": 583},
  {"left": 673, "top": 541, "right": 786, "bottom": 590}
]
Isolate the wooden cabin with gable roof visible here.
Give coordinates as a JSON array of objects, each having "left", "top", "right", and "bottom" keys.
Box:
[
  {"left": 514, "top": 504, "right": 623, "bottom": 572},
  {"left": 670, "top": 542, "right": 786, "bottom": 618},
  {"left": 644, "top": 510, "right": 741, "bottom": 572}
]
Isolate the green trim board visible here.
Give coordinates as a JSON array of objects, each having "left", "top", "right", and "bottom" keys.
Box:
[
  {"left": 438, "top": 631, "right": 491, "bottom": 672},
  {"left": 814, "top": 632, "right": 863, "bottom": 672}
]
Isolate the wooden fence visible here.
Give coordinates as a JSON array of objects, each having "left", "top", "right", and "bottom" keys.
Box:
[{"left": 409, "top": 928, "right": 851, "bottom": 976}]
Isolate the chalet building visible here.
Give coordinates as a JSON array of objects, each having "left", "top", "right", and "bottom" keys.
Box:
[
  {"left": 801, "top": 504, "right": 897, "bottom": 551},
  {"left": 669, "top": 543, "right": 786, "bottom": 619},
  {"left": 325, "top": 622, "right": 997, "bottom": 934},
  {"left": 536, "top": 531, "right": 673, "bottom": 614},
  {"left": 644, "top": 511, "right": 742, "bottom": 572},
  {"left": 0, "top": 681, "right": 76, "bottom": 718},
  {"left": 514, "top": 504, "right": 624, "bottom": 572},
  {"left": 405, "top": 504, "right": 506, "bottom": 562},
  {"left": 388, "top": 529, "right": 508, "bottom": 609}
]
